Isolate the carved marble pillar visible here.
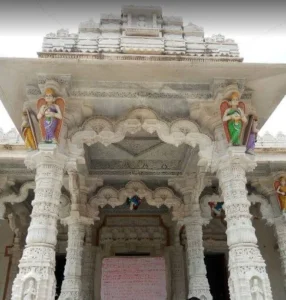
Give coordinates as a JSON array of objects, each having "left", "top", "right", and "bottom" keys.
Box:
[
  {"left": 59, "top": 170, "right": 97, "bottom": 300},
  {"left": 81, "top": 226, "right": 96, "bottom": 300},
  {"left": 11, "top": 144, "right": 67, "bottom": 300},
  {"left": 217, "top": 147, "right": 273, "bottom": 300},
  {"left": 58, "top": 214, "right": 92, "bottom": 300},
  {"left": 274, "top": 216, "right": 286, "bottom": 290},
  {"left": 184, "top": 203, "right": 212, "bottom": 300}
]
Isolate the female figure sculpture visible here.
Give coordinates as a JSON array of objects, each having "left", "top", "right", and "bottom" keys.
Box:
[
  {"left": 220, "top": 91, "right": 247, "bottom": 146},
  {"left": 244, "top": 115, "right": 259, "bottom": 155},
  {"left": 21, "top": 109, "right": 37, "bottom": 150},
  {"left": 23, "top": 279, "right": 36, "bottom": 300},
  {"left": 274, "top": 176, "right": 286, "bottom": 212},
  {"left": 37, "top": 88, "right": 65, "bottom": 143}
]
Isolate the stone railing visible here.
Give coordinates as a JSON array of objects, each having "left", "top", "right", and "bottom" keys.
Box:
[
  {"left": 0, "top": 128, "right": 23, "bottom": 145},
  {"left": 256, "top": 132, "right": 286, "bottom": 148}
]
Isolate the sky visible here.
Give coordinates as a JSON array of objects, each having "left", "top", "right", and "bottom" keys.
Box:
[{"left": 0, "top": 0, "right": 286, "bottom": 135}]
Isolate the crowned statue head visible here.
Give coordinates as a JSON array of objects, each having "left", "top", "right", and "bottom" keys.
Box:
[
  {"left": 279, "top": 176, "right": 286, "bottom": 186},
  {"left": 44, "top": 88, "right": 56, "bottom": 104},
  {"left": 227, "top": 91, "right": 240, "bottom": 107}
]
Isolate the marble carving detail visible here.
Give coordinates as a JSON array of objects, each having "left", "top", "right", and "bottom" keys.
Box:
[
  {"left": 70, "top": 108, "right": 213, "bottom": 166},
  {"left": 274, "top": 216, "right": 286, "bottom": 290},
  {"left": 216, "top": 148, "right": 273, "bottom": 300},
  {"left": 90, "top": 181, "right": 183, "bottom": 220},
  {"left": 11, "top": 145, "right": 67, "bottom": 300}
]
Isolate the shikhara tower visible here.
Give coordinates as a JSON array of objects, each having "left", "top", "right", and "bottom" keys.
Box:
[{"left": 0, "top": 5, "right": 286, "bottom": 300}]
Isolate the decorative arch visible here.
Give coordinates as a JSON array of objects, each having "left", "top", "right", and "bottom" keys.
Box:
[
  {"left": 89, "top": 181, "right": 183, "bottom": 220},
  {"left": 69, "top": 108, "right": 213, "bottom": 164}
]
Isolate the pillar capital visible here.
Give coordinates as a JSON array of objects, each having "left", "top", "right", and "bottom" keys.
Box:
[
  {"left": 214, "top": 146, "right": 257, "bottom": 174},
  {"left": 24, "top": 143, "right": 67, "bottom": 171}
]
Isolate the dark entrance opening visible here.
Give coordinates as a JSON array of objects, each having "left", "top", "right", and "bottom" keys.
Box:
[
  {"left": 55, "top": 254, "right": 66, "bottom": 299},
  {"left": 205, "top": 253, "right": 229, "bottom": 300}
]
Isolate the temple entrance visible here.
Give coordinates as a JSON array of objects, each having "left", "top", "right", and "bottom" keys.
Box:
[{"left": 205, "top": 253, "right": 229, "bottom": 300}]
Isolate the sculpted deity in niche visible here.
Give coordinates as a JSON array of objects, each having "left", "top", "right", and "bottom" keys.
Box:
[
  {"left": 23, "top": 279, "right": 36, "bottom": 300},
  {"left": 21, "top": 109, "right": 38, "bottom": 150},
  {"left": 137, "top": 15, "right": 147, "bottom": 27},
  {"left": 37, "top": 88, "right": 65, "bottom": 143},
  {"left": 220, "top": 91, "right": 247, "bottom": 146},
  {"left": 250, "top": 278, "right": 264, "bottom": 300},
  {"left": 274, "top": 176, "right": 286, "bottom": 212}
]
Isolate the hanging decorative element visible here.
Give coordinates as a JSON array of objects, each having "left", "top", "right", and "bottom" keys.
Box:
[
  {"left": 126, "top": 195, "right": 143, "bottom": 210},
  {"left": 208, "top": 201, "right": 224, "bottom": 217}
]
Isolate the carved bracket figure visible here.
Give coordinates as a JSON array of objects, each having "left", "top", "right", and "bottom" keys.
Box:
[
  {"left": 274, "top": 176, "right": 286, "bottom": 213},
  {"left": 220, "top": 91, "right": 247, "bottom": 146},
  {"left": 37, "top": 87, "right": 65, "bottom": 144}
]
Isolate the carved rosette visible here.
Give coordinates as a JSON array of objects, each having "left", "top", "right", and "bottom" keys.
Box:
[
  {"left": 184, "top": 213, "right": 212, "bottom": 300},
  {"left": 11, "top": 147, "right": 67, "bottom": 300},
  {"left": 59, "top": 216, "right": 92, "bottom": 300},
  {"left": 217, "top": 150, "right": 273, "bottom": 300},
  {"left": 274, "top": 216, "right": 286, "bottom": 290}
]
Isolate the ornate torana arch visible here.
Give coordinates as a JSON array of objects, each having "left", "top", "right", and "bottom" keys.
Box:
[
  {"left": 89, "top": 181, "right": 183, "bottom": 220},
  {"left": 69, "top": 108, "right": 213, "bottom": 165}
]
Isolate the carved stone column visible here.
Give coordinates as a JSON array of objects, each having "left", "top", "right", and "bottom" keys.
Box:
[
  {"left": 217, "top": 147, "right": 273, "bottom": 300},
  {"left": 274, "top": 216, "right": 286, "bottom": 290},
  {"left": 81, "top": 226, "right": 96, "bottom": 300},
  {"left": 59, "top": 213, "right": 92, "bottom": 300},
  {"left": 11, "top": 144, "right": 67, "bottom": 300},
  {"left": 184, "top": 203, "right": 212, "bottom": 300},
  {"left": 59, "top": 170, "right": 98, "bottom": 300},
  {"left": 169, "top": 174, "right": 212, "bottom": 300}
]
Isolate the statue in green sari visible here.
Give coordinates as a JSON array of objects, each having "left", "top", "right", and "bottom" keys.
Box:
[{"left": 220, "top": 91, "right": 247, "bottom": 146}]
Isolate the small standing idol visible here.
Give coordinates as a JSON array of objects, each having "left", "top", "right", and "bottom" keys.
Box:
[
  {"left": 274, "top": 176, "right": 286, "bottom": 213},
  {"left": 37, "top": 88, "right": 65, "bottom": 143}
]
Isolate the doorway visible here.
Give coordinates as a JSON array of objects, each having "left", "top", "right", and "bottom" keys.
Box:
[{"left": 205, "top": 253, "right": 229, "bottom": 300}]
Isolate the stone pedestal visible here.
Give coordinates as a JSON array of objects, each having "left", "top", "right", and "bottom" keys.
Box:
[
  {"left": 184, "top": 210, "right": 212, "bottom": 300},
  {"left": 58, "top": 214, "right": 93, "bottom": 300},
  {"left": 217, "top": 147, "right": 273, "bottom": 300},
  {"left": 11, "top": 145, "right": 67, "bottom": 300},
  {"left": 274, "top": 216, "right": 286, "bottom": 290}
]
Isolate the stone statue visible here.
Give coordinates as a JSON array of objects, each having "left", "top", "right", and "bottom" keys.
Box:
[
  {"left": 244, "top": 115, "right": 259, "bottom": 155},
  {"left": 37, "top": 88, "right": 65, "bottom": 143},
  {"left": 274, "top": 176, "right": 286, "bottom": 212},
  {"left": 21, "top": 109, "right": 37, "bottom": 150},
  {"left": 251, "top": 278, "right": 264, "bottom": 300},
  {"left": 137, "top": 15, "right": 147, "bottom": 27},
  {"left": 220, "top": 91, "right": 247, "bottom": 146},
  {"left": 23, "top": 279, "right": 36, "bottom": 300}
]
